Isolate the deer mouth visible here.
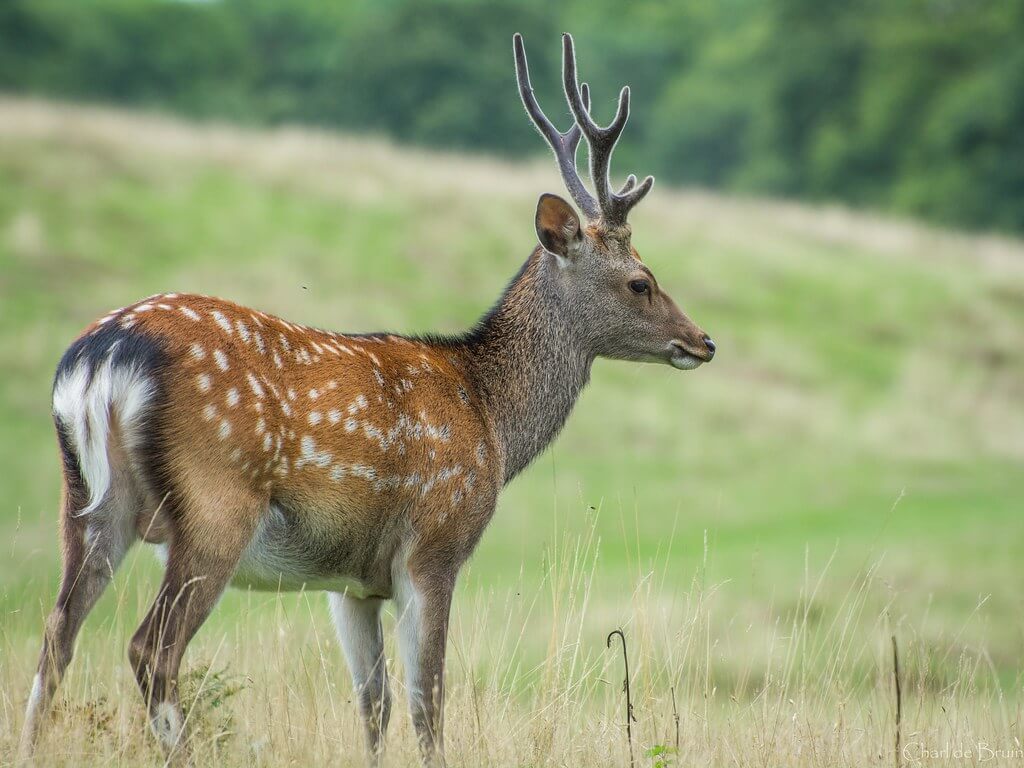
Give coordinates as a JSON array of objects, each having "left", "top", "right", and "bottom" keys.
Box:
[{"left": 668, "top": 341, "right": 707, "bottom": 370}]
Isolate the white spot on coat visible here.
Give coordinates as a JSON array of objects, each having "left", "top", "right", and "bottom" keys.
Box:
[
  {"left": 180, "top": 306, "right": 200, "bottom": 321},
  {"left": 212, "top": 310, "right": 233, "bottom": 335},
  {"left": 190, "top": 343, "right": 206, "bottom": 361},
  {"left": 197, "top": 373, "right": 212, "bottom": 392},
  {"left": 296, "top": 435, "right": 332, "bottom": 468},
  {"left": 246, "top": 372, "right": 265, "bottom": 398},
  {"left": 213, "top": 349, "right": 229, "bottom": 371},
  {"left": 226, "top": 388, "right": 240, "bottom": 407}
]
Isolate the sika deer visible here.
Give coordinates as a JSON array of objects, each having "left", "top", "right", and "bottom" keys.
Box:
[{"left": 20, "top": 33, "right": 715, "bottom": 766}]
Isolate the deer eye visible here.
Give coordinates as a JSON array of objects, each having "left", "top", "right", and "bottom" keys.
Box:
[{"left": 629, "top": 279, "right": 650, "bottom": 295}]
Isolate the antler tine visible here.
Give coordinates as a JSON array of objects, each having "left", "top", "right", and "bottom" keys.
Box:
[
  {"left": 614, "top": 173, "right": 655, "bottom": 216},
  {"left": 513, "top": 33, "right": 599, "bottom": 220},
  {"left": 561, "top": 33, "right": 653, "bottom": 225}
]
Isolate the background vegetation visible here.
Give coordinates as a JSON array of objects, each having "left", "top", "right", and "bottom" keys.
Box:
[
  {"left": 0, "top": 99, "right": 1022, "bottom": 764},
  {"left": 1, "top": 0, "right": 1022, "bottom": 232},
  {"left": 1, "top": 2, "right": 1023, "bottom": 762}
]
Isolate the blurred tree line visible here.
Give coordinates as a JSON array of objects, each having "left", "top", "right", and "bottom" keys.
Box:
[{"left": 1, "top": 0, "right": 1021, "bottom": 233}]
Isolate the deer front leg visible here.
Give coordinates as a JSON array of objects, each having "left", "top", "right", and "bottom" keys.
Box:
[
  {"left": 395, "top": 566, "right": 455, "bottom": 767},
  {"left": 328, "top": 592, "right": 390, "bottom": 765}
]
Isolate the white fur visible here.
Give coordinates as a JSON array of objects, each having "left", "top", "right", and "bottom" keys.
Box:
[
  {"left": 669, "top": 352, "right": 704, "bottom": 371},
  {"left": 19, "top": 673, "right": 44, "bottom": 756},
  {"left": 52, "top": 357, "right": 155, "bottom": 515},
  {"left": 328, "top": 593, "right": 384, "bottom": 693},
  {"left": 151, "top": 701, "right": 184, "bottom": 749},
  {"left": 394, "top": 568, "right": 424, "bottom": 704}
]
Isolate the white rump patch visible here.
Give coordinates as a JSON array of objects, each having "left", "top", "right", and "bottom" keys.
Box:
[{"left": 52, "top": 355, "right": 156, "bottom": 515}]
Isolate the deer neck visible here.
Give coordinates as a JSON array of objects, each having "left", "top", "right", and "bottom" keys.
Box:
[{"left": 458, "top": 249, "right": 593, "bottom": 484}]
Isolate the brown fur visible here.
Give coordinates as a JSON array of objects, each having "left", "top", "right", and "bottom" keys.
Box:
[{"left": 117, "top": 294, "right": 500, "bottom": 569}]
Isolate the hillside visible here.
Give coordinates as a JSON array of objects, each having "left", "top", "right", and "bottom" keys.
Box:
[{"left": 1, "top": 98, "right": 1022, "bottom": 765}]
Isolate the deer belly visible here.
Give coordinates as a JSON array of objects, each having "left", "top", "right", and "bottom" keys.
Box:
[{"left": 229, "top": 503, "right": 382, "bottom": 597}]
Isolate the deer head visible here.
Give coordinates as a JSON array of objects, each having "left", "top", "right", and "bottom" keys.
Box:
[{"left": 514, "top": 33, "right": 715, "bottom": 370}]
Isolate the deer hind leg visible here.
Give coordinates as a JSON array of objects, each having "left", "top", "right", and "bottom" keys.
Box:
[
  {"left": 329, "top": 593, "right": 391, "bottom": 765},
  {"left": 395, "top": 566, "right": 455, "bottom": 767},
  {"left": 19, "top": 443, "right": 138, "bottom": 758},
  {"left": 128, "top": 490, "right": 262, "bottom": 761}
]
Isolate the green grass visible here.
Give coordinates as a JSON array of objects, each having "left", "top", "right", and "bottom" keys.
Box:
[{"left": 1, "top": 99, "right": 1023, "bottom": 764}]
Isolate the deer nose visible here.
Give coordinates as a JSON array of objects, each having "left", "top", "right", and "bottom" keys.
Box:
[{"left": 702, "top": 336, "right": 716, "bottom": 360}]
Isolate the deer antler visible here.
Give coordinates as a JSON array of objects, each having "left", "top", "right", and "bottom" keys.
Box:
[
  {"left": 561, "top": 33, "right": 654, "bottom": 226},
  {"left": 514, "top": 33, "right": 653, "bottom": 226},
  {"left": 513, "top": 33, "right": 599, "bottom": 220}
]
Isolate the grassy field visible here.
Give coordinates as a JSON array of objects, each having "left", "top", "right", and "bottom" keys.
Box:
[{"left": 0, "top": 98, "right": 1022, "bottom": 765}]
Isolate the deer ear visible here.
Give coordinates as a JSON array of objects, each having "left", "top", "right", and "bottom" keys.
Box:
[{"left": 535, "top": 193, "right": 582, "bottom": 258}]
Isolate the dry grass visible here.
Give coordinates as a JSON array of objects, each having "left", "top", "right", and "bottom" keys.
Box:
[{"left": 1, "top": 521, "right": 1020, "bottom": 767}]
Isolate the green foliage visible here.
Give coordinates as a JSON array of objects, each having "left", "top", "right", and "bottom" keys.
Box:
[
  {"left": 645, "top": 744, "right": 678, "bottom": 768},
  {"left": 0, "top": 0, "right": 1020, "bottom": 231},
  {"left": 180, "top": 663, "right": 250, "bottom": 749}
]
